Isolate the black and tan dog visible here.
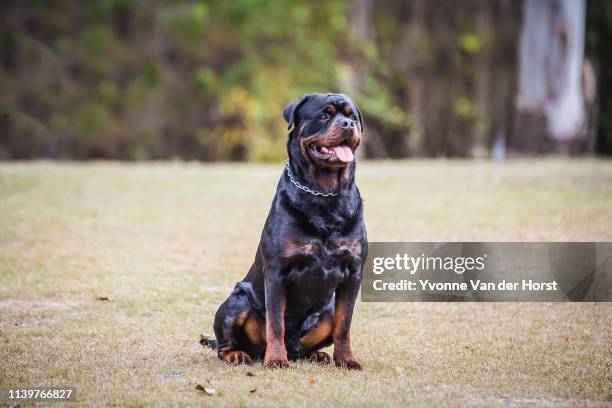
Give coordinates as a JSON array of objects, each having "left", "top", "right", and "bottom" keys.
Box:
[{"left": 200, "top": 93, "right": 367, "bottom": 369}]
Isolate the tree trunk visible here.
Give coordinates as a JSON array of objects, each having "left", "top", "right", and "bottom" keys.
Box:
[
  {"left": 350, "top": 0, "right": 387, "bottom": 159},
  {"left": 510, "top": 0, "right": 588, "bottom": 154}
]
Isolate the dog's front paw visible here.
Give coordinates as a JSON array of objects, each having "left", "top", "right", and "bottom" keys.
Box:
[
  {"left": 263, "top": 356, "right": 289, "bottom": 369},
  {"left": 333, "top": 352, "right": 362, "bottom": 370},
  {"left": 263, "top": 351, "right": 289, "bottom": 369}
]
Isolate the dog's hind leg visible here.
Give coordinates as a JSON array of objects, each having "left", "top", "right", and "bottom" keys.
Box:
[
  {"left": 299, "top": 299, "right": 334, "bottom": 364},
  {"left": 213, "top": 283, "right": 266, "bottom": 365}
]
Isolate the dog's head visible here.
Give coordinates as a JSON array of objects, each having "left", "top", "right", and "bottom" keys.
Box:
[{"left": 283, "top": 93, "right": 363, "bottom": 170}]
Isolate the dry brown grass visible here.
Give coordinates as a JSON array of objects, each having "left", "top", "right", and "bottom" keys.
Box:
[{"left": 0, "top": 159, "right": 611, "bottom": 407}]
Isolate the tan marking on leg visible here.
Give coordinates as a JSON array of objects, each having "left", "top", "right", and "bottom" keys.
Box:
[
  {"left": 263, "top": 296, "right": 289, "bottom": 369},
  {"left": 235, "top": 311, "right": 248, "bottom": 325},
  {"left": 333, "top": 299, "right": 361, "bottom": 370},
  {"left": 243, "top": 314, "right": 264, "bottom": 344},
  {"left": 332, "top": 301, "right": 347, "bottom": 342},
  {"left": 300, "top": 316, "right": 333, "bottom": 349}
]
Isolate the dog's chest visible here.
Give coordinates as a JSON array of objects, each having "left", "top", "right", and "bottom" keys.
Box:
[{"left": 283, "top": 236, "right": 362, "bottom": 312}]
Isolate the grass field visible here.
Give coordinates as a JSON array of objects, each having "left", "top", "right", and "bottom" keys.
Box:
[{"left": 1, "top": 159, "right": 611, "bottom": 407}]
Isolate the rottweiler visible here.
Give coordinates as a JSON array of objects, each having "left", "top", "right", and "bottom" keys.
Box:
[{"left": 200, "top": 93, "right": 367, "bottom": 369}]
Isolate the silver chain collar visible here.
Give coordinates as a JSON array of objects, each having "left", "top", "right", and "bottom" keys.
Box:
[{"left": 284, "top": 159, "right": 338, "bottom": 197}]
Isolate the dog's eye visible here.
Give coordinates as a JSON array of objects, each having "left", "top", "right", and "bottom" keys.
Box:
[{"left": 319, "top": 114, "right": 329, "bottom": 121}]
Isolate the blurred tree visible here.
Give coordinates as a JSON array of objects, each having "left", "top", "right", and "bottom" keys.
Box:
[
  {"left": 0, "top": 0, "right": 608, "bottom": 160},
  {"left": 510, "top": 0, "right": 591, "bottom": 154},
  {"left": 586, "top": 0, "right": 612, "bottom": 155},
  {"left": 0, "top": 0, "right": 348, "bottom": 160}
]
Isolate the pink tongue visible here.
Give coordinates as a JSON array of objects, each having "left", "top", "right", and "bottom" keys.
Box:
[{"left": 332, "top": 145, "right": 354, "bottom": 162}]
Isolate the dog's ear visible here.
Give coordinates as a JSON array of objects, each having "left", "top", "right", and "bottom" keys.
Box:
[
  {"left": 282, "top": 94, "right": 312, "bottom": 130},
  {"left": 354, "top": 104, "right": 364, "bottom": 133}
]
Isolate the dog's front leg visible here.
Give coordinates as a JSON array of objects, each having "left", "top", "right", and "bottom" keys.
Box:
[
  {"left": 333, "top": 277, "right": 362, "bottom": 370},
  {"left": 263, "top": 277, "right": 289, "bottom": 368}
]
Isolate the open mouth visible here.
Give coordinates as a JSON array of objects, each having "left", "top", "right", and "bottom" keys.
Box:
[{"left": 309, "top": 141, "right": 355, "bottom": 164}]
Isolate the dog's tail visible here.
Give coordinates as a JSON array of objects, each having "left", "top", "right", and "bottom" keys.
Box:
[{"left": 199, "top": 335, "right": 218, "bottom": 350}]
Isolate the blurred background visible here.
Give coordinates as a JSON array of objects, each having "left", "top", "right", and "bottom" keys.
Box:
[{"left": 0, "top": 0, "right": 610, "bottom": 161}]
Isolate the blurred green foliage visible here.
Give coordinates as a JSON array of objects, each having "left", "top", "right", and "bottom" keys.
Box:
[
  {"left": 0, "top": 0, "right": 609, "bottom": 160},
  {"left": 1, "top": 0, "right": 360, "bottom": 160}
]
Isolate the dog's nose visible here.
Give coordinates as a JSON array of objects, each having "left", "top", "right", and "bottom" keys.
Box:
[{"left": 339, "top": 119, "right": 354, "bottom": 129}]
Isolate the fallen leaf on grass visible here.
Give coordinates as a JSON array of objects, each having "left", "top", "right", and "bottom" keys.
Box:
[
  {"left": 96, "top": 296, "right": 110, "bottom": 301},
  {"left": 308, "top": 378, "right": 316, "bottom": 385},
  {"left": 195, "top": 384, "right": 215, "bottom": 396},
  {"left": 246, "top": 371, "right": 255, "bottom": 377},
  {"left": 249, "top": 387, "right": 257, "bottom": 393}
]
